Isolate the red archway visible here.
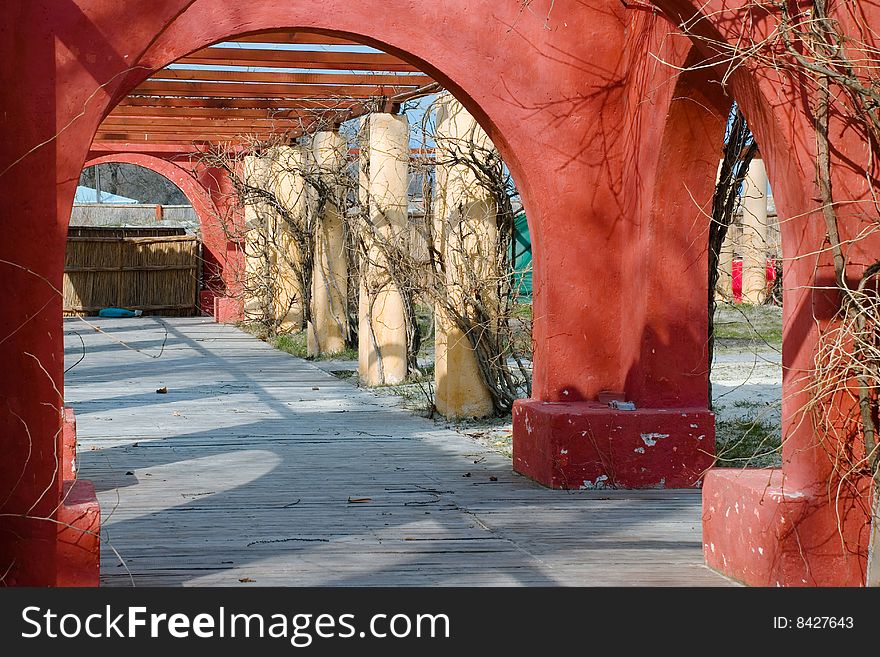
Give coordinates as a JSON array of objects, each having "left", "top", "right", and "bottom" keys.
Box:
[
  {"left": 82, "top": 152, "right": 239, "bottom": 315},
  {"left": 82, "top": 154, "right": 218, "bottom": 231},
  {"left": 2, "top": 0, "right": 878, "bottom": 587}
]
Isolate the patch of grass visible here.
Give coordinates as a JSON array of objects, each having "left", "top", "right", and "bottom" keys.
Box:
[
  {"left": 713, "top": 302, "right": 783, "bottom": 345},
  {"left": 715, "top": 414, "right": 781, "bottom": 468},
  {"left": 510, "top": 303, "right": 532, "bottom": 321},
  {"left": 238, "top": 322, "right": 358, "bottom": 361},
  {"left": 732, "top": 399, "right": 763, "bottom": 409},
  {"left": 237, "top": 321, "right": 270, "bottom": 341},
  {"left": 373, "top": 379, "right": 435, "bottom": 415},
  {"left": 273, "top": 332, "right": 358, "bottom": 361},
  {"left": 272, "top": 332, "right": 309, "bottom": 358}
]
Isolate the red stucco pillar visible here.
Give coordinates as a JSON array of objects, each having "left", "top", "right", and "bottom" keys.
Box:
[
  {"left": 511, "top": 31, "right": 718, "bottom": 492},
  {"left": 199, "top": 161, "right": 246, "bottom": 323},
  {"left": 674, "top": 1, "right": 880, "bottom": 587}
]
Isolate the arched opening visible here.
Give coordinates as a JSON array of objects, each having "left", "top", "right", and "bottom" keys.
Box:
[
  {"left": 61, "top": 22, "right": 544, "bottom": 586},
  {"left": 80, "top": 154, "right": 229, "bottom": 313}
]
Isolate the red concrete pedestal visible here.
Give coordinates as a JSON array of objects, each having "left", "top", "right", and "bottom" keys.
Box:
[
  {"left": 62, "top": 406, "right": 77, "bottom": 480},
  {"left": 512, "top": 400, "right": 715, "bottom": 489},
  {"left": 56, "top": 480, "right": 101, "bottom": 587},
  {"left": 214, "top": 295, "right": 244, "bottom": 324},
  {"left": 56, "top": 407, "right": 101, "bottom": 587},
  {"left": 702, "top": 469, "right": 871, "bottom": 586}
]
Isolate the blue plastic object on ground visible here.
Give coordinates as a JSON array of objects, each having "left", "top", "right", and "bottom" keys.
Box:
[{"left": 97, "top": 307, "right": 143, "bottom": 318}]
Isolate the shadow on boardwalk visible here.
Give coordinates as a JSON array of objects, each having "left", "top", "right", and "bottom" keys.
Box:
[{"left": 65, "top": 317, "right": 731, "bottom": 586}]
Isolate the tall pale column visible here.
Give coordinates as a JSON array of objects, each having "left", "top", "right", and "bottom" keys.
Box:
[
  {"left": 357, "top": 118, "right": 372, "bottom": 378},
  {"left": 741, "top": 158, "right": 769, "bottom": 304},
  {"left": 271, "top": 145, "right": 307, "bottom": 332},
  {"left": 712, "top": 159, "right": 734, "bottom": 301},
  {"left": 242, "top": 154, "right": 272, "bottom": 323},
  {"left": 716, "top": 234, "right": 734, "bottom": 300},
  {"left": 433, "top": 94, "right": 496, "bottom": 418},
  {"left": 308, "top": 130, "right": 349, "bottom": 356},
  {"left": 359, "top": 113, "right": 409, "bottom": 386}
]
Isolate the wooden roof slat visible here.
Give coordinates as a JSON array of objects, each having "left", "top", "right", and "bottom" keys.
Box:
[
  {"left": 94, "top": 132, "right": 294, "bottom": 143},
  {"left": 156, "top": 67, "right": 431, "bottom": 87},
  {"left": 108, "top": 106, "right": 344, "bottom": 119},
  {"left": 100, "top": 120, "right": 303, "bottom": 130},
  {"left": 100, "top": 120, "right": 309, "bottom": 131},
  {"left": 133, "top": 80, "right": 417, "bottom": 99},
  {"left": 179, "top": 48, "right": 417, "bottom": 71},
  {"left": 118, "top": 96, "right": 356, "bottom": 110}
]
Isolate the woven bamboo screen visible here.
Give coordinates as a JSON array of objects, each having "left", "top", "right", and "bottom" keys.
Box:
[{"left": 64, "top": 227, "right": 200, "bottom": 316}]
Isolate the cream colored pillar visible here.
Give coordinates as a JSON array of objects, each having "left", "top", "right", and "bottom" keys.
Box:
[
  {"left": 741, "top": 158, "right": 769, "bottom": 304},
  {"left": 357, "top": 117, "right": 372, "bottom": 378},
  {"left": 433, "top": 94, "right": 496, "bottom": 418},
  {"left": 716, "top": 232, "right": 734, "bottom": 300},
  {"left": 308, "top": 130, "right": 349, "bottom": 356},
  {"left": 359, "top": 113, "right": 409, "bottom": 386},
  {"left": 242, "top": 154, "right": 272, "bottom": 323},
  {"left": 712, "top": 159, "right": 734, "bottom": 302},
  {"left": 271, "top": 145, "right": 307, "bottom": 332}
]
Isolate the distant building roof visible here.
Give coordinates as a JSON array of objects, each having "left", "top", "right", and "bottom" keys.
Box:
[{"left": 74, "top": 186, "right": 138, "bottom": 204}]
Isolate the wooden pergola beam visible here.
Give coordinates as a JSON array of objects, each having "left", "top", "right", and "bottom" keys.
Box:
[
  {"left": 133, "top": 80, "right": 419, "bottom": 98},
  {"left": 100, "top": 121, "right": 308, "bottom": 133},
  {"left": 94, "top": 131, "right": 293, "bottom": 143},
  {"left": 178, "top": 48, "right": 417, "bottom": 71},
  {"left": 108, "top": 106, "right": 344, "bottom": 119},
  {"left": 117, "top": 96, "right": 357, "bottom": 110},
  {"left": 99, "top": 120, "right": 301, "bottom": 131},
  {"left": 155, "top": 68, "right": 430, "bottom": 87}
]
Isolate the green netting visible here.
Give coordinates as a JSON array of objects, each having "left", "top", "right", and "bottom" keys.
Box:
[{"left": 512, "top": 211, "right": 532, "bottom": 300}]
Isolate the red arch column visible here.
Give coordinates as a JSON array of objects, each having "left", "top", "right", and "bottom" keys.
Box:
[
  {"left": 647, "top": 0, "right": 880, "bottom": 586},
  {"left": 511, "top": 29, "right": 719, "bottom": 492}
]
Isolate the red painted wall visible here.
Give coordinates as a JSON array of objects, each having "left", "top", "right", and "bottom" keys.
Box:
[{"left": 1, "top": 0, "right": 877, "bottom": 586}]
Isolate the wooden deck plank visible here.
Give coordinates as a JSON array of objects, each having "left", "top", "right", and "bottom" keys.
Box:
[{"left": 65, "top": 317, "right": 732, "bottom": 587}]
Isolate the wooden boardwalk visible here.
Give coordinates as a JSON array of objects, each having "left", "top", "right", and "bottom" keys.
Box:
[{"left": 64, "top": 317, "right": 732, "bottom": 586}]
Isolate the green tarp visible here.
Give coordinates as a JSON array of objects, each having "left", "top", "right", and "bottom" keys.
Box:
[{"left": 512, "top": 211, "right": 532, "bottom": 300}]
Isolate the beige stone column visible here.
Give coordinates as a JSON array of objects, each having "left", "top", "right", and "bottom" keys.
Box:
[
  {"left": 741, "top": 158, "right": 769, "bottom": 304},
  {"left": 308, "top": 130, "right": 349, "bottom": 356},
  {"left": 716, "top": 232, "right": 734, "bottom": 300},
  {"left": 359, "top": 113, "right": 409, "bottom": 386},
  {"left": 242, "top": 153, "right": 272, "bottom": 323},
  {"left": 712, "top": 159, "right": 734, "bottom": 301},
  {"left": 357, "top": 118, "right": 372, "bottom": 378},
  {"left": 270, "top": 145, "right": 307, "bottom": 332},
  {"left": 433, "top": 94, "right": 496, "bottom": 418}
]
